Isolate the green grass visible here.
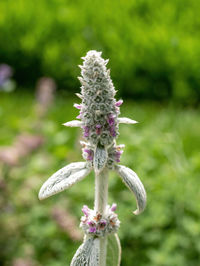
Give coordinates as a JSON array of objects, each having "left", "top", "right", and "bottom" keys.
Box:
[{"left": 0, "top": 91, "right": 200, "bottom": 265}]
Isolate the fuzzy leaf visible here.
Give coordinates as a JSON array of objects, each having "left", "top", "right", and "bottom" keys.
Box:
[
  {"left": 118, "top": 117, "right": 138, "bottom": 124},
  {"left": 76, "top": 93, "right": 83, "bottom": 99},
  {"left": 106, "top": 234, "right": 121, "bottom": 266},
  {"left": 39, "top": 162, "right": 91, "bottom": 200},
  {"left": 70, "top": 237, "right": 100, "bottom": 266},
  {"left": 63, "top": 120, "right": 83, "bottom": 127},
  {"left": 94, "top": 144, "right": 108, "bottom": 174},
  {"left": 115, "top": 165, "right": 146, "bottom": 215}
]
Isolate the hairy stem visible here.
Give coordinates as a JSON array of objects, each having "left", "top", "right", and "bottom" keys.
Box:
[{"left": 94, "top": 168, "right": 108, "bottom": 266}]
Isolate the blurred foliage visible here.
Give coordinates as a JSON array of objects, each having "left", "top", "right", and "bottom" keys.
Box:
[
  {"left": 0, "top": 91, "right": 200, "bottom": 265},
  {"left": 0, "top": 0, "right": 200, "bottom": 103}
]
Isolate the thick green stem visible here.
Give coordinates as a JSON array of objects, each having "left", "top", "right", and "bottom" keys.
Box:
[{"left": 94, "top": 168, "right": 108, "bottom": 266}]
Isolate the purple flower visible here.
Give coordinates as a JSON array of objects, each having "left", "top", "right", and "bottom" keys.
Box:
[
  {"left": 111, "top": 203, "right": 117, "bottom": 212},
  {"left": 108, "top": 117, "right": 115, "bottom": 126},
  {"left": 84, "top": 149, "right": 90, "bottom": 153},
  {"left": 99, "top": 219, "right": 107, "bottom": 227},
  {"left": 82, "top": 205, "right": 90, "bottom": 216},
  {"left": 88, "top": 155, "right": 93, "bottom": 161},
  {"left": 76, "top": 112, "right": 82, "bottom": 119},
  {"left": 74, "top": 103, "right": 82, "bottom": 110},
  {"left": 89, "top": 227, "right": 96, "bottom": 233},
  {"left": 84, "top": 131, "right": 89, "bottom": 137},
  {"left": 84, "top": 148, "right": 94, "bottom": 161},
  {"left": 115, "top": 150, "right": 123, "bottom": 162},
  {"left": 116, "top": 150, "right": 123, "bottom": 158},
  {"left": 115, "top": 100, "right": 123, "bottom": 107},
  {"left": 110, "top": 126, "right": 117, "bottom": 137},
  {"left": 83, "top": 126, "right": 90, "bottom": 137},
  {"left": 87, "top": 220, "right": 96, "bottom": 230},
  {"left": 88, "top": 220, "right": 94, "bottom": 226},
  {"left": 96, "top": 124, "right": 101, "bottom": 135},
  {"left": 107, "top": 114, "right": 115, "bottom": 126}
]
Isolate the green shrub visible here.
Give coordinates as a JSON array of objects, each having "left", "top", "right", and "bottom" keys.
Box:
[{"left": 0, "top": 0, "right": 200, "bottom": 103}]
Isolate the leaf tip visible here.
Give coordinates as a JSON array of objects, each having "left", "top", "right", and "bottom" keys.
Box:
[
  {"left": 38, "top": 188, "right": 45, "bottom": 201},
  {"left": 133, "top": 209, "right": 140, "bottom": 215}
]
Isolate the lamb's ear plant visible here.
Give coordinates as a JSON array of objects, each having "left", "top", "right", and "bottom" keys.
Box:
[{"left": 39, "top": 50, "right": 147, "bottom": 266}]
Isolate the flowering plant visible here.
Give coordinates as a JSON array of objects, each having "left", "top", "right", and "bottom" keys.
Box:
[{"left": 39, "top": 51, "right": 146, "bottom": 266}]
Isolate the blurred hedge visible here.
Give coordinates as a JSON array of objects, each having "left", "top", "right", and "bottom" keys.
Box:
[{"left": 0, "top": 0, "right": 200, "bottom": 103}]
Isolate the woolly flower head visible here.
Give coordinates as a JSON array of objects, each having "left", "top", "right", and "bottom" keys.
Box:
[
  {"left": 63, "top": 51, "right": 138, "bottom": 173},
  {"left": 80, "top": 204, "right": 120, "bottom": 237},
  {"left": 76, "top": 50, "right": 122, "bottom": 146}
]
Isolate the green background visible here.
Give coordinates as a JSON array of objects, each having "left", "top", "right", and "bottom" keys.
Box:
[{"left": 0, "top": 0, "right": 200, "bottom": 103}]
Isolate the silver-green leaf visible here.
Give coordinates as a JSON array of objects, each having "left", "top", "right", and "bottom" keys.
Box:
[
  {"left": 118, "top": 117, "right": 138, "bottom": 124},
  {"left": 106, "top": 234, "right": 121, "bottom": 266},
  {"left": 39, "top": 162, "right": 92, "bottom": 200},
  {"left": 115, "top": 165, "right": 146, "bottom": 215},
  {"left": 70, "top": 237, "right": 100, "bottom": 266},
  {"left": 63, "top": 120, "right": 83, "bottom": 127},
  {"left": 94, "top": 144, "right": 108, "bottom": 174}
]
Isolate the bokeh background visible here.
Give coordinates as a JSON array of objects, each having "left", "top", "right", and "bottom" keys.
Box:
[{"left": 0, "top": 0, "right": 200, "bottom": 265}]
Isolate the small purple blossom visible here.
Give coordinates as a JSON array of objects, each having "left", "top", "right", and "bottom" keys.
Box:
[
  {"left": 74, "top": 103, "right": 82, "bottom": 110},
  {"left": 87, "top": 220, "right": 95, "bottom": 226},
  {"left": 108, "top": 117, "right": 115, "bottom": 126},
  {"left": 115, "top": 150, "right": 123, "bottom": 162},
  {"left": 84, "top": 149, "right": 91, "bottom": 153},
  {"left": 111, "top": 203, "right": 117, "bottom": 212},
  {"left": 99, "top": 219, "right": 107, "bottom": 226},
  {"left": 107, "top": 114, "right": 115, "bottom": 126},
  {"left": 110, "top": 126, "right": 117, "bottom": 137},
  {"left": 84, "top": 148, "right": 94, "bottom": 161},
  {"left": 89, "top": 227, "right": 96, "bottom": 233},
  {"left": 115, "top": 151, "right": 123, "bottom": 162},
  {"left": 76, "top": 112, "right": 82, "bottom": 119},
  {"left": 88, "top": 155, "right": 93, "bottom": 161},
  {"left": 83, "top": 126, "right": 90, "bottom": 137},
  {"left": 96, "top": 124, "right": 101, "bottom": 135},
  {"left": 115, "top": 99, "right": 123, "bottom": 107},
  {"left": 96, "top": 124, "right": 101, "bottom": 128},
  {"left": 80, "top": 203, "right": 120, "bottom": 236},
  {"left": 82, "top": 205, "right": 90, "bottom": 216}
]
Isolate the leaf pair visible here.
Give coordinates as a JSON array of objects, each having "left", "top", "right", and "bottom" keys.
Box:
[
  {"left": 39, "top": 162, "right": 146, "bottom": 215},
  {"left": 63, "top": 117, "right": 138, "bottom": 128}
]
